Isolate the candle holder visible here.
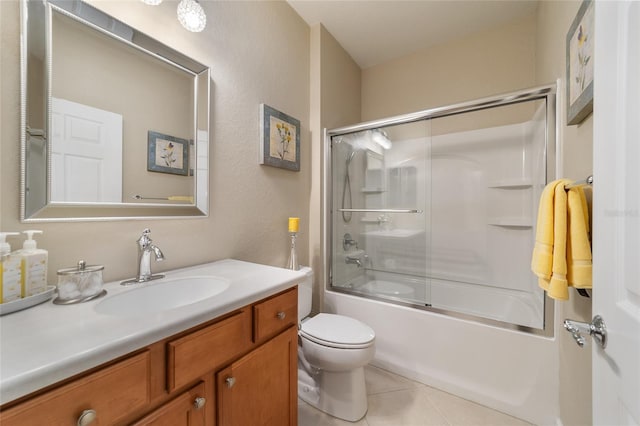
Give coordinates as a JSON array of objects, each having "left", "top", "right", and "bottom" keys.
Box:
[{"left": 286, "top": 232, "right": 299, "bottom": 271}]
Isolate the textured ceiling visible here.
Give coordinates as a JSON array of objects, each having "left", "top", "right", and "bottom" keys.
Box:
[{"left": 287, "top": 0, "right": 538, "bottom": 69}]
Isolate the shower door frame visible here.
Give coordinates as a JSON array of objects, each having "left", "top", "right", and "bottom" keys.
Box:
[{"left": 323, "top": 83, "right": 557, "bottom": 337}]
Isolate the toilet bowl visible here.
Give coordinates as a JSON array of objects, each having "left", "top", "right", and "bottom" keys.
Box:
[{"left": 297, "top": 268, "right": 376, "bottom": 422}]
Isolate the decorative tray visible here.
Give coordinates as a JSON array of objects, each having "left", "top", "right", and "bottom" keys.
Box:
[{"left": 0, "top": 286, "right": 56, "bottom": 316}]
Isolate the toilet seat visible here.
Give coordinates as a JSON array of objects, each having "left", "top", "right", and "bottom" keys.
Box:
[{"left": 299, "top": 313, "right": 375, "bottom": 349}]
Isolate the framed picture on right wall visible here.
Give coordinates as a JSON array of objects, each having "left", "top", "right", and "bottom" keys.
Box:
[{"left": 566, "top": 0, "right": 594, "bottom": 125}]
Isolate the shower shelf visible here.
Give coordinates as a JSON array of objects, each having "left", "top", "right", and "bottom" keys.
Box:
[
  {"left": 361, "top": 187, "right": 386, "bottom": 194},
  {"left": 488, "top": 179, "right": 533, "bottom": 189},
  {"left": 488, "top": 217, "right": 532, "bottom": 228}
]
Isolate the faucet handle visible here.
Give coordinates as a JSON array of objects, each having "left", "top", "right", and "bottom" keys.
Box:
[{"left": 137, "top": 228, "right": 153, "bottom": 249}]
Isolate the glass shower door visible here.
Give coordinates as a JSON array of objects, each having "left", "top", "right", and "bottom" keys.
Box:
[{"left": 330, "top": 121, "right": 431, "bottom": 306}]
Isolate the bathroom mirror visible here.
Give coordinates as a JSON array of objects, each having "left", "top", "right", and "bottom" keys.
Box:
[{"left": 20, "top": 0, "right": 210, "bottom": 221}]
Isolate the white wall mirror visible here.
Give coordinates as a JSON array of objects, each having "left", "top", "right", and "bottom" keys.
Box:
[{"left": 21, "top": 0, "right": 210, "bottom": 221}]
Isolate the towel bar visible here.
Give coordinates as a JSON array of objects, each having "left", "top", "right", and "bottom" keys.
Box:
[
  {"left": 564, "top": 175, "right": 593, "bottom": 189},
  {"left": 337, "top": 208, "right": 423, "bottom": 214}
]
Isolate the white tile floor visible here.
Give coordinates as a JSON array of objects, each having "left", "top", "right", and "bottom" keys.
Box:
[{"left": 298, "top": 365, "right": 533, "bottom": 426}]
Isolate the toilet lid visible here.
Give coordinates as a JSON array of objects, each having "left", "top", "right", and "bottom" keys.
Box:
[{"left": 299, "top": 313, "right": 375, "bottom": 348}]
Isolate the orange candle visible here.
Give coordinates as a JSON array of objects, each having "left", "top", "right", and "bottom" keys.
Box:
[{"left": 288, "top": 217, "right": 299, "bottom": 233}]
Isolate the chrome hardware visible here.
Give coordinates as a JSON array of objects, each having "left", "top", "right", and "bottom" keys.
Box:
[
  {"left": 121, "top": 228, "right": 165, "bottom": 285},
  {"left": 276, "top": 311, "right": 286, "bottom": 320},
  {"left": 225, "top": 376, "right": 236, "bottom": 388},
  {"left": 343, "top": 233, "right": 358, "bottom": 251},
  {"left": 345, "top": 255, "right": 363, "bottom": 267},
  {"left": 77, "top": 409, "right": 97, "bottom": 426},
  {"left": 337, "top": 208, "right": 422, "bottom": 213},
  {"left": 563, "top": 315, "right": 607, "bottom": 349},
  {"left": 193, "top": 397, "right": 206, "bottom": 410}
]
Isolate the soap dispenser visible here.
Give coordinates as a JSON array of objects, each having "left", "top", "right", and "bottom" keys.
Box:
[
  {"left": 19, "top": 230, "right": 48, "bottom": 297},
  {"left": 0, "top": 232, "right": 22, "bottom": 303}
]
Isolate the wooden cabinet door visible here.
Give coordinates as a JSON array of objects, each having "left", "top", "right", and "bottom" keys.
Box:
[
  {"left": 217, "top": 326, "right": 297, "bottom": 426},
  {"left": 132, "top": 382, "right": 206, "bottom": 426}
]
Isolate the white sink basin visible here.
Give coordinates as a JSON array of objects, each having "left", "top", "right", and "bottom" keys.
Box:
[{"left": 95, "top": 276, "right": 230, "bottom": 316}]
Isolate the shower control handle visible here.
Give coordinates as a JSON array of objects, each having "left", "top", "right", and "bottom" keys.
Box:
[{"left": 563, "top": 315, "right": 607, "bottom": 349}]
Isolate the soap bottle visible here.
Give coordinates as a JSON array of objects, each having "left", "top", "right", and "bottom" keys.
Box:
[
  {"left": 0, "top": 232, "right": 22, "bottom": 303},
  {"left": 19, "top": 230, "right": 48, "bottom": 297}
]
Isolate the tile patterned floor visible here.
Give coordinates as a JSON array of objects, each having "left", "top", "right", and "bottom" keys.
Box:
[{"left": 298, "top": 365, "right": 533, "bottom": 426}]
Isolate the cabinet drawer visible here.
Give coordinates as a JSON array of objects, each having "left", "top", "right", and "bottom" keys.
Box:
[
  {"left": 0, "top": 351, "right": 150, "bottom": 426},
  {"left": 253, "top": 287, "right": 297, "bottom": 342},
  {"left": 167, "top": 309, "right": 251, "bottom": 392}
]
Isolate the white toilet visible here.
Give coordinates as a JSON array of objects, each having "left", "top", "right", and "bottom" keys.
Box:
[{"left": 297, "top": 267, "right": 376, "bottom": 422}]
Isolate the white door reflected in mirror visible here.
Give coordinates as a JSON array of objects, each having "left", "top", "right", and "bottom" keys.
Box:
[{"left": 50, "top": 98, "right": 123, "bottom": 203}]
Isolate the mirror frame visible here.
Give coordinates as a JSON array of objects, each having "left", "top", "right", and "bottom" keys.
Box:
[{"left": 20, "top": 0, "right": 210, "bottom": 222}]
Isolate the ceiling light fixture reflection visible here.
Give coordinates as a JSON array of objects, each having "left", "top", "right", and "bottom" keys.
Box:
[
  {"left": 177, "top": 0, "right": 207, "bottom": 33},
  {"left": 371, "top": 129, "right": 392, "bottom": 150},
  {"left": 140, "top": 0, "right": 163, "bottom": 5}
]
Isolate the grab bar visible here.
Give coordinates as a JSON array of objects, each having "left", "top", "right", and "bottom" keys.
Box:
[{"left": 337, "top": 208, "right": 423, "bottom": 213}]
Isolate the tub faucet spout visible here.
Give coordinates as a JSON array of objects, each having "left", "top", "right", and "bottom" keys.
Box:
[{"left": 345, "top": 255, "right": 363, "bottom": 268}]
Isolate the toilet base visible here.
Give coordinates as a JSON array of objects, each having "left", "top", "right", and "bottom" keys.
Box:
[{"left": 298, "top": 366, "right": 368, "bottom": 422}]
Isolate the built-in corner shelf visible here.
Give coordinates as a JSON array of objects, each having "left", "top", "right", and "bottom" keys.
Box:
[
  {"left": 488, "top": 179, "right": 533, "bottom": 189},
  {"left": 488, "top": 217, "right": 533, "bottom": 228},
  {"left": 361, "top": 187, "right": 386, "bottom": 194}
]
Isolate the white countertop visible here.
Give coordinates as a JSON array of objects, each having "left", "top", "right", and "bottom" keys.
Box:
[{"left": 0, "top": 259, "right": 307, "bottom": 405}]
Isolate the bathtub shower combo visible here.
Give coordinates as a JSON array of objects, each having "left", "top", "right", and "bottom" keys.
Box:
[{"left": 323, "top": 86, "right": 558, "bottom": 423}]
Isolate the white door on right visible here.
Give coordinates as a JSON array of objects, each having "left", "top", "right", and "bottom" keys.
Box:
[{"left": 592, "top": 1, "right": 640, "bottom": 424}]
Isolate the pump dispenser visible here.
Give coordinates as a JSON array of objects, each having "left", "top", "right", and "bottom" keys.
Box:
[
  {"left": 0, "top": 232, "right": 22, "bottom": 303},
  {"left": 19, "top": 230, "right": 48, "bottom": 297}
]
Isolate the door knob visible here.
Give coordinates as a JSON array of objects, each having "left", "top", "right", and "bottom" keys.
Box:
[{"left": 564, "top": 315, "right": 607, "bottom": 349}]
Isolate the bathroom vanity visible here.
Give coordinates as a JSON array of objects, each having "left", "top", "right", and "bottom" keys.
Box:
[{"left": 0, "top": 260, "right": 304, "bottom": 425}]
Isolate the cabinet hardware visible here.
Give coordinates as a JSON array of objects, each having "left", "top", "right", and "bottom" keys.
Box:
[
  {"left": 77, "top": 409, "right": 97, "bottom": 426},
  {"left": 225, "top": 376, "right": 236, "bottom": 388},
  {"left": 193, "top": 397, "right": 206, "bottom": 409},
  {"left": 276, "top": 311, "right": 286, "bottom": 320}
]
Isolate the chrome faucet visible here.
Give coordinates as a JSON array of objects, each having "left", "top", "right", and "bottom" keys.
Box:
[
  {"left": 345, "top": 253, "right": 372, "bottom": 268},
  {"left": 345, "top": 255, "right": 362, "bottom": 267},
  {"left": 121, "top": 228, "right": 165, "bottom": 285}
]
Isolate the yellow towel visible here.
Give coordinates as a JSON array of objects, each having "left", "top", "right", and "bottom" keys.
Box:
[
  {"left": 566, "top": 187, "right": 592, "bottom": 288},
  {"left": 531, "top": 179, "right": 592, "bottom": 300}
]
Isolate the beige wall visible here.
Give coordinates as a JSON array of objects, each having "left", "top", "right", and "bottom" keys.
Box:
[
  {"left": 1, "top": 0, "right": 310, "bottom": 282},
  {"left": 52, "top": 12, "right": 193, "bottom": 200},
  {"left": 536, "top": 2, "right": 593, "bottom": 426},
  {"left": 361, "top": 14, "right": 537, "bottom": 121},
  {"left": 309, "top": 24, "right": 361, "bottom": 313}
]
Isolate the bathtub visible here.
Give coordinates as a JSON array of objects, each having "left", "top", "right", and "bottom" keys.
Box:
[{"left": 323, "top": 283, "right": 559, "bottom": 426}]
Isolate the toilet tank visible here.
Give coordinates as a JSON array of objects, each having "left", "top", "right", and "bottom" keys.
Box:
[{"left": 298, "top": 267, "right": 313, "bottom": 320}]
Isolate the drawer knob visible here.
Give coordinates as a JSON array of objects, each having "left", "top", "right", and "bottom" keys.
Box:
[
  {"left": 77, "top": 409, "right": 97, "bottom": 426},
  {"left": 276, "top": 311, "right": 286, "bottom": 320},
  {"left": 225, "top": 376, "right": 236, "bottom": 388},
  {"left": 194, "top": 397, "right": 206, "bottom": 409}
]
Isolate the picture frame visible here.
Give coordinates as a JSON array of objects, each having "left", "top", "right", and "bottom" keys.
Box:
[
  {"left": 259, "top": 104, "right": 300, "bottom": 171},
  {"left": 565, "top": 0, "right": 594, "bottom": 125},
  {"left": 147, "top": 131, "right": 189, "bottom": 176}
]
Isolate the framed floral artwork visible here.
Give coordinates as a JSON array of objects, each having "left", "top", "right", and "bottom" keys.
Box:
[
  {"left": 566, "top": 0, "right": 594, "bottom": 125},
  {"left": 259, "top": 104, "right": 300, "bottom": 171},
  {"left": 147, "top": 131, "right": 189, "bottom": 176}
]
